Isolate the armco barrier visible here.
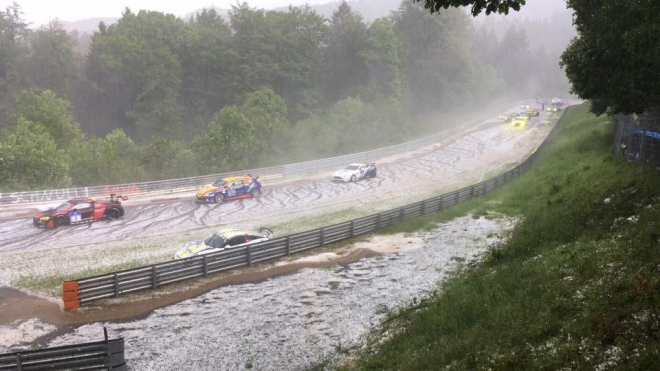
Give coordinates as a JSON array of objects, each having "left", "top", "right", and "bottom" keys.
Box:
[
  {"left": 0, "top": 330, "right": 126, "bottom": 370},
  {"left": 61, "top": 107, "right": 571, "bottom": 309},
  {"left": 1, "top": 102, "right": 516, "bottom": 206}
]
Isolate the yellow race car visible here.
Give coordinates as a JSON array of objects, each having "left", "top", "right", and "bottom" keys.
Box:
[{"left": 511, "top": 114, "right": 529, "bottom": 128}]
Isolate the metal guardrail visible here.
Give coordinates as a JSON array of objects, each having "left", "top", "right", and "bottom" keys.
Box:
[
  {"left": 0, "top": 329, "right": 126, "bottom": 371},
  {"left": 61, "top": 107, "right": 570, "bottom": 309},
  {"left": 0, "top": 109, "right": 498, "bottom": 206}
]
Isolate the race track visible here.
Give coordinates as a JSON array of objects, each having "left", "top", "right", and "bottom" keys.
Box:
[{"left": 0, "top": 102, "right": 559, "bottom": 254}]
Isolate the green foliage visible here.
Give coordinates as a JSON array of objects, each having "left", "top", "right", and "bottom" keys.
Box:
[
  {"left": 344, "top": 104, "right": 660, "bottom": 369},
  {"left": 13, "top": 89, "right": 83, "bottom": 147},
  {"left": 393, "top": 3, "right": 474, "bottom": 111},
  {"left": 89, "top": 9, "right": 186, "bottom": 139},
  {"left": 193, "top": 106, "right": 263, "bottom": 172},
  {"left": 0, "top": 118, "right": 70, "bottom": 189},
  {"left": 560, "top": 0, "right": 660, "bottom": 115},
  {"left": 240, "top": 87, "right": 289, "bottom": 163},
  {"left": 0, "top": 3, "right": 30, "bottom": 129},
  {"left": 27, "top": 21, "right": 80, "bottom": 98},
  {"left": 323, "top": 2, "right": 369, "bottom": 103},
  {"left": 140, "top": 138, "right": 198, "bottom": 180},
  {"left": 362, "top": 18, "right": 402, "bottom": 100},
  {"left": 415, "top": 0, "right": 526, "bottom": 16}
]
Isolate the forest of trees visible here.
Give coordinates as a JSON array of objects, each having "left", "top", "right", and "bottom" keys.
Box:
[{"left": 0, "top": 1, "right": 571, "bottom": 190}]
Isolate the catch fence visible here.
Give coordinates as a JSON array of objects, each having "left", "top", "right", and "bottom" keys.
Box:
[
  {"left": 61, "top": 106, "right": 570, "bottom": 309},
  {"left": 0, "top": 330, "right": 126, "bottom": 371},
  {"left": 613, "top": 107, "right": 660, "bottom": 167}
]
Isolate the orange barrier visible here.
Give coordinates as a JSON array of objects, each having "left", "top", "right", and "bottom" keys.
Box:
[{"left": 62, "top": 280, "right": 80, "bottom": 309}]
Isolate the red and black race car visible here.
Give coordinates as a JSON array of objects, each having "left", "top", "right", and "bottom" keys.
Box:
[{"left": 33, "top": 194, "right": 128, "bottom": 228}]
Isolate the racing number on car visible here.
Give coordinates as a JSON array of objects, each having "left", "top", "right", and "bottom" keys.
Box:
[
  {"left": 228, "top": 189, "right": 236, "bottom": 197},
  {"left": 69, "top": 211, "right": 82, "bottom": 223}
]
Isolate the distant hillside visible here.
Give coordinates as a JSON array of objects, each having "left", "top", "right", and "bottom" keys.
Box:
[
  {"left": 273, "top": 0, "right": 401, "bottom": 21},
  {"left": 183, "top": 6, "right": 230, "bottom": 22},
  {"left": 59, "top": 17, "right": 118, "bottom": 34}
]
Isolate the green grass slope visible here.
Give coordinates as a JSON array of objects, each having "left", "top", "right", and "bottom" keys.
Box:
[{"left": 344, "top": 104, "right": 660, "bottom": 370}]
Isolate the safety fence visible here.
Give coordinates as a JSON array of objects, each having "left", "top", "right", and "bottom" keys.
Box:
[
  {"left": 1, "top": 103, "right": 512, "bottom": 206},
  {"left": 613, "top": 107, "right": 660, "bottom": 168},
  {"left": 61, "top": 106, "right": 570, "bottom": 309},
  {"left": 0, "top": 329, "right": 126, "bottom": 370}
]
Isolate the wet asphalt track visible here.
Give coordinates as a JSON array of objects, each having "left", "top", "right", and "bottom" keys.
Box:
[{"left": 0, "top": 108, "right": 554, "bottom": 254}]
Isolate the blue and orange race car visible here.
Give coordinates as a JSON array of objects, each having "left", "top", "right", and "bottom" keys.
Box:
[{"left": 196, "top": 175, "right": 262, "bottom": 203}]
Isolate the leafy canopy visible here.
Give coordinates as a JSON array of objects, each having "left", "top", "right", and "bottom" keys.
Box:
[
  {"left": 560, "top": 0, "right": 660, "bottom": 115},
  {"left": 415, "top": 0, "right": 526, "bottom": 16}
]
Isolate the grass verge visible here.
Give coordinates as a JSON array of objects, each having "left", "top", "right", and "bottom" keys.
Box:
[{"left": 342, "top": 104, "right": 660, "bottom": 370}]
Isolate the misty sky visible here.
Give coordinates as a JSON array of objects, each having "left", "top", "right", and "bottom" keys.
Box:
[
  {"left": 3, "top": 0, "right": 570, "bottom": 26},
  {"left": 1, "top": 0, "right": 333, "bottom": 25}
]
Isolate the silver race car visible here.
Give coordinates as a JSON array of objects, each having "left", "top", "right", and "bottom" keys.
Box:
[
  {"left": 332, "top": 163, "right": 377, "bottom": 182},
  {"left": 174, "top": 228, "right": 274, "bottom": 259}
]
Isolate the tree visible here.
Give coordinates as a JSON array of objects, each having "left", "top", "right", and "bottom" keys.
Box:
[
  {"left": 362, "top": 18, "right": 403, "bottom": 100},
  {"left": 27, "top": 21, "right": 80, "bottom": 98},
  {"left": 393, "top": 2, "right": 473, "bottom": 111},
  {"left": 13, "top": 89, "right": 82, "bottom": 147},
  {"left": 240, "top": 87, "right": 289, "bottom": 162},
  {"left": 84, "top": 9, "right": 186, "bottom": 139},
  {"left": 0, "top": 117, "right": 70, "bottom": 190},
  {"left": 193, "top": 106, "right": 263, "bottom": 172},
  {"left": 560, "top": 0, "right": 660, "bottom": 115},
  {"left": 140, "top": 137, "right": 197, "bottom": 180},
  {"left": 180, "top": 8, "right": 233, "bottom": 135},
  {"left": 323, "top": 1, "right": 369, "bottom": 103},
  {"left": 0, "top": 3, "right": 30, "bottom": 129},
  {"left": 229, "top": 4, "right": 327, "bottom": 122},
  {"left": 414, "top": 0, "right": 526, "bottom": 16}
]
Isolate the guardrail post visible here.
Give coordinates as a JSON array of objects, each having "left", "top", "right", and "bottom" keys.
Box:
[
  {"left": 113, "top": 273, "right": 119, "bottom": 298},
  {"left": 247, "top": 246, "right": 252, "bottom": 266},
  {"left": 203, "top": 255, "right": 208, "bottom": 278},
  {"left": 286, "top": 236, "right": 291, "bottom": 256},
  {"left": 400, "top": 207, "right": 405, "bottom": 221},
  {"left": 350, "top": 221, "right": 355, "bottom": 237},
  {"left": 470, "top": 185, "right": 474, "bottom": 199},
  {"left": 455, "top": 190, "right": 459, "bottom": 205},
  {"left": 151, "top": 266, "right": 157, "bottom": 290},
  {"left": 377, "top": 213, "right": 381, "bottom": 228},
  {"left": 320, "top": 228, "right": 325, "bottom": 246},
  {"left": 421, "top": 201, "right": 426, "bottom": 216},
  {"left": 439, "top": 195, "right": 444, "bottom": 211},
  {"left": 16, "top": 353, "right": 22, "bottom": 371}
]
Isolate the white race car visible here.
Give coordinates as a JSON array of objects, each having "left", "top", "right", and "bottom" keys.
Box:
[
  {"left": 174, "top": 228, "right": 273, "bottom": 259},
  {"left": 332, "top": 163, "right": 377, "bottom": 182}
]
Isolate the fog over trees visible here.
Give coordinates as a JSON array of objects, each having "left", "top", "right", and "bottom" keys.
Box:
[{"left": 0, "top": 0, "right": 574, "bottom": 190}]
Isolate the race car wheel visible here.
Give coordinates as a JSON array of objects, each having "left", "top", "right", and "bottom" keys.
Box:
[
  {"left": 214, "top": 193, "right": 224, "bottom": 203},
  {"left": 106, "top": 208, "right": 121, "bottom": 220},
  {"left": 54, "top": 216, "right": 69, "bottom": 228},
  {"left": 350, "top": 175, "right": 357, "bottom": 182},
  {"left": 250, "top": 189, "right": 260, "bottom": 198}
]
